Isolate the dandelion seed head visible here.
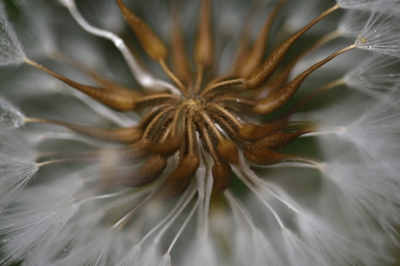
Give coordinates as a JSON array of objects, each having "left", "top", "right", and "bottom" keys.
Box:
[{"left": 0, "top": 0, "right": 400, "bottom": 265}]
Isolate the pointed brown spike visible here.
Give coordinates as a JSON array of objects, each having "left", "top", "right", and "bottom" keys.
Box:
[
  {"left": 201, "top": 78, "right": 246, "bottom": 98},
  {"left": 243, "top": 144, "right": 289, "bottom": 165},
  {"left": 238, "top": 0, "right": 286, "bottom": 77},
  {"left": 255, "top": 30, "right": 342, "bottom": 99},
  {"left": 116, "top": 155, "right": 167, "bottom": 187},
  {"left": 24, "top": 59, "right": 136, "bottom": 111},
  {"left": 145, "top": 135, "right": 182, "bottom": 156},
  {"left": 213, "top": 95, "right": 256, "bottom": 109},
  {"left": 217, "top": 139, "right": 239, "bottom": 165},
  {"left": 95, "top": 76, "right": 142, "bottom": 98},
  {"left": 253, "top": 45, "right": 355, "bottom": 114},
  {"left": 138, "top": 104, "right": 173, "bottom": 128},
  {"left": 52, "top": 50, "right": 142, "bottom": 98},
  {"left": 133, "top": 94, "right": 180, "bottom": 110},
  {"left": 211, "top": 113, "right": 246, "bottom": 149},
  {"left": 24, "top": 117, "right": 143, "bottom": 143},
  {"left": 171, "top": 7, "right": 193, "bottom": 85},
  {"left": 212, "top": 159, "right": 232, "bottom": 193},
  {"left": 256, "top": 130, "right": 312, "bottom": 150},
  {"left": 118, "top": 141, "right": 152, "bottom": 161},
  {"left": 194, "top": 0, "right": 214, "bottom": 68},
  {"left": 238, "top": 120, "right": 286, "bottom": 142},
  {"left": 115, "top": 0, "right": 168, "bottom": 61},
  {"left": 157, "top": 154, "right": 200, "bottom": 200},
  {"left": 244, "top": 5, "right": 339, "bottom": 90}
]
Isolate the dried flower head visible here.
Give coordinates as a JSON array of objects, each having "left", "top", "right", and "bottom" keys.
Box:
[{"left": 0, "top": 0, "right": 400, "bottom": 265}]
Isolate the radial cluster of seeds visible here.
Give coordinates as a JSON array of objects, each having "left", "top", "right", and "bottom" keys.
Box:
[{"left": 22, "top": 0, "right": 352, "bottom": 200}]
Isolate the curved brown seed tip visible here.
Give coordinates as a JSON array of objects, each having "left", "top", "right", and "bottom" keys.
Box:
[
  {"left": 117, "top": 155, "right": 167, "bottom": 187},
  {"left": 256, "top": 130, "right": 311, "bottom": 150},
  {"left": 25, "top": 59, "right": 136, "bottom": 111},
  {"left": 244, "top": 42, "right": 290, "bottom": 90},
  {"left": 158, "top": 154, "right": 200, "bottom": 200},
  {"left": 244, "top": 4, "right": 338, "bottom": 90},
  {"left": 194, "top": 0, "right": 214, "bottom": 68},
  {"left": 217, "top": 139, "right": 239, "bottom": 165},
  {"left": 69, "top": 125, "right": 144, "bottom": 143},
  {"left": 115, "top": 0, "right": 168, "bottom": 61},
  {"left": 252, "top": 91, "right": 288, "bottom": 114},
  {"left": 145, "top": 135, "right": 181, "bottom": 155},
  {"left": 118, "top": 141, "right": 151, "bottom": 161},
  {"left": 243, "top": 144, "right": 288, "bottom": 165},
  {"left": 212, "top": 160, "right": 232, "bottom": 193},
  {"left": 238, "top": 0, "right": 287, "bottom": 77},
  {"left": 238, "top": 121, "right": 286, "bottom": 142}
]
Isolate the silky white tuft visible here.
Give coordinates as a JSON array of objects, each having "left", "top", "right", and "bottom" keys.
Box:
[
  {"left": 0, "top": 3, "right": 25, "bottom": 66},
  {"left": 356, "top": 12, "right": 400, "bottom": 57},
  {"left": 344, "top": 55, "right": 400, "bottom": 98},
  {"left": 337, "top": 0, "right": 400, "bottom": 12},
  {"left": 0, "top": 97, "right": 25, "bottom": 129}
]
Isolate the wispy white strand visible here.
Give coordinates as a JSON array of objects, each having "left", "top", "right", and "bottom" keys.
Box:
[
  {"left": 195, "top": 150, "right": 207, "bottom": 233},
  {"left": 346, "top": 96, "right": 400, "bottom": 162},
  {"left": 181, "top": 236, "right": 218, "bottom": 266},
  {"left": 61, "top": 87, "right": 139, "bottom": 127},
  {"left": 0, "top": 67, "right": 62, "bottom": 100},
  {"left": 337, "top": 0, "right": 400, "bottom": 13},
  {"left": 225, "top": 190, "right": 283, "bottom": 266},
  {"left": 0, "top": 97, "right": 25, "bottom": 129},
  {"left": 283, "top": 0, "right": 334, "bottom": 34},
  {"left": 0, "top": 177, "right": 83, "bottom": 265},
  {"left": 308, "top": 94, "right": 400, "bottom": 163},
  {"left": 338, "top": 9, "right": 370, "bottom": 37},
  {"left": 166, "top": 199, "right": 200, "bottom": 254},
  {"left": 344, "top": 55, "right": 400, "bottom": 98},
  {"left": 116, "top": 245, "right": 141, "bottom": 266},
  {"left": 139, "top": 183, "right": 195, "bottom": 245},
  {"left": 13, "top": 0, "right": 56, "bottom": 59},
  {"left": 321, "top": 159, "right": 400, "bottom": 227},
  {"left": 197, "top": 149, "right": 213, "bottom": 237},
  {"left": 29, "top": 131, "right": 119, "bottom": 148},
  {"left": 83, "top": 0, "right": 125, "bottom": 33},
  {"left": 115, "top": 184, "right": 196, "bottom": 265},
  {"left": 50, "top": 230, "right": 123, "bottom": 266},
  {"left": 356, "top": 11, "right": 400, "bottom": 57},
  {"left": 0, "top": 3, "right": 26, "bottom": 66},
  {"left": 239, "top": 157, "right": 302, "bottom": 214},
  {"left": 0, "top": 154, "right": 38, "bottom": 212},
  {"left": 59, "top": 0, "right": 181, "bottom": 95},
  {"left": 151, "top": 185, "right": 197, "bottom": 245},
  {"left": 295, "top": 213, "right": 389, "bottom": 266},
  {"left": 233, "top": 167, "right": 285, "bottom": 229},
  {"left": 159, "top": 254, "right": 171, "bottom": 266},
  {"left": 282, "top": 228, "right": 323, "bottom": 266}
]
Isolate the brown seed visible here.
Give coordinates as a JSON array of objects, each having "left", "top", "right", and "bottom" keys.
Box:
[
  {"left": 256, "top": 130, "right": 311, "bottom": 150},
  {"left": 243, "top": 144, "right": 288, "bottom": 165},
  {"left": 146, "top": 135, "right": 182, "bottom": 156},
  {"left": 253, "top": 45, "right": 355, "bottom": 114},
  {"left": 217, "top": 139, "right": 239, "bottom": 165},
  {"left": 244, "top": 5, "right": 339, "bottom": 90},
  {"left": 25, "top": 117, "right": 143, "bottom": 143},
  {"left": 212, "top": 159, "right": 232, "bottom": 193},
  {"left": 24, "top": 59, "right": 136, "bottom": 111},
  {"left": 194, "top": 0, "right": 214, "bottom": 68},
  {"left": 238, "top": 120, "right": 286, "bottom": 142},
  {"left": 157, "top": 154, "right": 200, "bottom": 199},
  {"left": 117, "top": 155, "right": 167, "bottom": 187},
  {"left": 115, "top": 0, "right": 168, "bottom": 61}
]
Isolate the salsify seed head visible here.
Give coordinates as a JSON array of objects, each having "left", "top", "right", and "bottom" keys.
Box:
[{"left": 0, "top": 0, "right": 400, "bottom": 265}]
